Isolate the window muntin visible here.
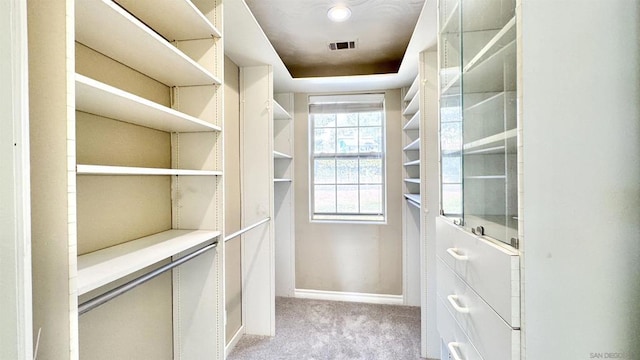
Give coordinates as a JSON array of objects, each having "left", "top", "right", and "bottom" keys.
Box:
[{"left": 309, "top": 94, "right": 386, "bottom": 222}]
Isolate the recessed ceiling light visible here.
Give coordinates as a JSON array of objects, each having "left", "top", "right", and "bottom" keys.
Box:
[{"left": 327, "top": 5, "right": 351, "bottom": 22}]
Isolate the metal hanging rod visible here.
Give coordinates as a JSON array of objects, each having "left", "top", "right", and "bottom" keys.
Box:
[
  {"left": 224, "top": 217, "right": 270, "bottom": 242},
  {"left": 78, "top": 241, "right": 218, "bottom": 316}
]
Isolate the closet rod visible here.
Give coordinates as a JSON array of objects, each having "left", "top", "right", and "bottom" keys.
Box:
[
  {"left": 224, "top": 217, "right": 270, "bottom": 242},
  {"left": 78, "top": 240, "right": 218, "bottom": 316}
]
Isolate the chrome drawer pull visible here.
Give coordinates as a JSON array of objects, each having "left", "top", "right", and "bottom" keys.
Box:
[
  {"left": 446, "top": 247, "right": 468, "bottom": 261},
  {"left": 447, "top": 342, "right": 464, "bottom": 360},
  {"left": 447, "top": 295, "right": 470, "bottom": 314}
]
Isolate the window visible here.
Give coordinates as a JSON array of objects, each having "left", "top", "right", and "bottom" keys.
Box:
[{"left": 309, "top": 94, "right": 386, "bottom": 222}]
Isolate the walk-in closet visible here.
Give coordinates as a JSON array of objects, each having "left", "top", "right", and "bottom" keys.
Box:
[{"left": 2, "top": 0, "right": 638, "bottom": 359}]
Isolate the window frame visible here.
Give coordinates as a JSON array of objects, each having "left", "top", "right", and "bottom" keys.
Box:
[{"left": 308, "top": 94, "right": 387, "bottom": 224}]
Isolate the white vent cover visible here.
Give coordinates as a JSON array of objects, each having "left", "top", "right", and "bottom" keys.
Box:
[{"left": 328, "top": 41, "right": 356, "bottom": 51}]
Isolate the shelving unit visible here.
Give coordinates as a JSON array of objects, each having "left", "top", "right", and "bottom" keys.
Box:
[
  {"left": 272, "top": 93, "right": 295, "bottom": 299},
  {"left": 71, "top": 0, "right": 225, "bottom": 358},
  {"left": 437, "top": 0, "right": 520, "bottom": 359}
]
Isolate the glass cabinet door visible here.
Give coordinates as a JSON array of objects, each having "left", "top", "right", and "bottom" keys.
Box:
[
  {"left": 439, "top": 0, "right": 463, "bottom": 221},
  {"left": 439, "top": 0, "right": 518, "bottom": 246}
]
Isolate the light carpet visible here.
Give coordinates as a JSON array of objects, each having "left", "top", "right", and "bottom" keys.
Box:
[{"left": 227, "top": 297, "right": 423, "bottom": 360}]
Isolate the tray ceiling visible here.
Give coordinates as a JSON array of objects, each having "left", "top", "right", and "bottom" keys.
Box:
[{"left": 244, "top": 0, "right": 425, "bottom": 78}]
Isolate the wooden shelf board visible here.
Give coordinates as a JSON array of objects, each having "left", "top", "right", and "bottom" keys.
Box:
[
  {"left": 78, "top": 229, "right": 221, "bottom": 295},
  {"left": 273, "top": 151, "right": 293, "bottom": 159},
  {"left": 403, "top": 138, "right": 421, "bottom": 151},
  {"left": 464, "top": 91, "right": 506, "bottom": 113},
  {"left": 402, "top": 92, "right": 420, "bottom": 116},
  {"left": 464, "top": 17, "right": 516, "bottom": 74},
  {"left": 463, "top": 129, "right": 517, "bottom": 153},
  {"left": 274, "top": 178, "right": 292, "bottom": 182},
  {"left": 404, "top": 193, "right": 421, "bottom": 205},
  {"left": 114, "top": 0, "right": 221, "bottom": 41},
  {"left": 441, "top": 72, "right": 461, "bottom": 96},
  {"left": 440, "top": 1, "right": 460, "bottom": 34},
  {"left": 76, "top": 164, "right": 221, "bottom": 176},
  {"left": 403, "top": 110, "right": 420, "bottom": 130},
  {"left": 76, "top": 0, "right": 220, "bottom": 86},
  {"left": 404, "top": 76, "right": 420, "bottom": 102},
  {"left": 463, "top": 39, "right": 516, "bottom": 94},
  {"left": 404, "top": 178, "right": 421, "bottom": 184},
  {"left": 404, "top": 159, "right": 420, "bottom": 166},
  {"left": 76, "top": 74, "right": 220, "bottom": 133},
  {"left": 273, "top": 100, "right": 292, "bottom": 120}
]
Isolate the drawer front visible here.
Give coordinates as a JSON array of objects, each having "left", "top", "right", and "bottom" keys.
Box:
[
  {"left": 437, "top": 296, "right": 483, "bottom": 360},
  {"left": 436, "top": 217, "right": 520, "bottom": 327},
  {"left": 438, "top": 258, "right": 520, "bottom": 360}
]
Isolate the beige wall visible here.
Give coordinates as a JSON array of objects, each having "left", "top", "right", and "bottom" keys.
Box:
[
  {"left": 293, "top": 89, "right": 403, "bottom": 295},
  {"left": 224, "top": 56, "right": 242, "bottom": 342}
]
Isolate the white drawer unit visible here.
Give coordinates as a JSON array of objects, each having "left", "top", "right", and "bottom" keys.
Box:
[
  {"left": 437, "top": 296, "right": 483, "bottom": 360},
  {"left": 436, "top": 217, "right": 520, "bottom": 327},
  {"left": 438, "top": 258, "right": 520, "bottom": 360}
]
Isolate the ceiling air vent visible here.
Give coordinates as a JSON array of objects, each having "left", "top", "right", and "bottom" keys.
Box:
[{"left": 328, "top": 41, "right": 356, "bottom": 51}]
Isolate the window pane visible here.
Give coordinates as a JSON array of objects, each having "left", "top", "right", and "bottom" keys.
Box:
[
  {"left": 314, "top": 185, "right": 336, "bottom": 213},
  {"left": 337, "top": 127, "right": 358, "bottom": 154},
  {"left": 337, "top": 113, "right": 358, "bottom": 127},
  {"left": 336, "top": 185, "right": 358, "bottom": 213},
  {"left": 441, "top": 156, "right": 462, "bottom": 183},
  {"left": 314, "top": 128, "right": 335, "bottom": 154},
  {"left": 314, "top": 159, "right": 335, "bottom": 184},
  {"left": 440, "top": 121, "right": 462, "bottom": 154},
  {"left": 314, "top": 114, "right": 336, "bottom": 128},
  {"left": 336, "top": 159, "right": 358, "bottom": 184},
  {"left": 360, "top": 185, "right": 382, "bottom": 213},
  {"left": 442, "top": 184, "right": 462, "bottom": 215},
  {"left": 360, "top": 158, "right": 382, "bottom": 183},
  {"left": 359, "top": 112, "right": 382, "bottom": 126},
  {"left": 359, "top": 127, "right": 382, "bottom": 153}
]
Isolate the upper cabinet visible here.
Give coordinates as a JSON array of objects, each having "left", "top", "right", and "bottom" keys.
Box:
[{"left": 439, "top": 0, "right": 518, "bottom": 247}]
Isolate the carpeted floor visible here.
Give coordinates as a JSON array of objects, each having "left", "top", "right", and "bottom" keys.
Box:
[{"left": 227, "top": 297, "right": 422, "bottom": 360}]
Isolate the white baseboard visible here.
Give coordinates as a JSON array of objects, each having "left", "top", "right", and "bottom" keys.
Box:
[
  {"left": 224, "top": 324, "right": 244, "bottom": 358},
  {"left": 294, "top": 289, "right": 404, "bottom": 305}
]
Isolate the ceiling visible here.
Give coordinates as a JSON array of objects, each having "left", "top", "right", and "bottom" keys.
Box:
[
  {"left": 243, "top": 0, "right": 425, "bottom": 78},
  {"left": 224, "top": 0, "right": 437, "bottom": 93}
]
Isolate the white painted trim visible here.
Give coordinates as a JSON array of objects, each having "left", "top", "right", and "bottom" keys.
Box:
[
  {"left": 224, "top": 324, "right": 245, "bottom": 359},
  {"left": 294, "top": 289, "right": 404, "bottom": 305}
]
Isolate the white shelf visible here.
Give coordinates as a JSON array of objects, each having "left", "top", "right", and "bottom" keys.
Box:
[
  {"left": 440, "top": 1, "right": 460, "bottom": 34},
  {"left": 76, "top": 0, "right": 220, "bottom": 87},
  {"left": 77, "top": 229, "right": 221, "bottom": 295},
  {"left": 465, "top": 175, "right": 507, "bottom": 179},
  {"left": 273, "top": 151, "right": 292, "bottom": 159},
  {"left": 441, "top": 72, "right": 461, "bottom": 96},
  {"left": 403, "top": 111, "right": 420, "bottom": 130},
  {"left": 464, "top": 128, "right": 517, "bottom": 154},
  {"left": 404, "top": 193, "right": 421, "bottom": 205},
  {"left": 403, "top": 92, "right": 420, "bottom": 116},
  {"left": 75, "top": 74, "right": 220, "bottom": 133},
  {"left": 465, "top": 91, "right": 505, "bottom": 113},
  {"left": 403, "top": 138, "right": 421, "bottom": 151},
  {"left": 114, "top": 0, "right": 222, "bottom": 41},
  {"left": 404, "top": 76, "right": 420, "bottom": 102},
  {"left": 404, "top": 159, "right": 420, "bottom": 166},
  {"left": 274, "top": 178, "right": 292, "bottom": 183},
  {"left": 273, "top": 100, "right": 292, "bottom": 120},
  {"left": 464, "top": 39, "right": 517, "bottom": 94},
  {"left": 404, "top": 178, "right": 421, "bottom": 184},
  {"left": 464, "top": 17, "right": 516, "bottom": 74},
  {"left": 77, "top": 165, "right": 222, "bottom": 176}
]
